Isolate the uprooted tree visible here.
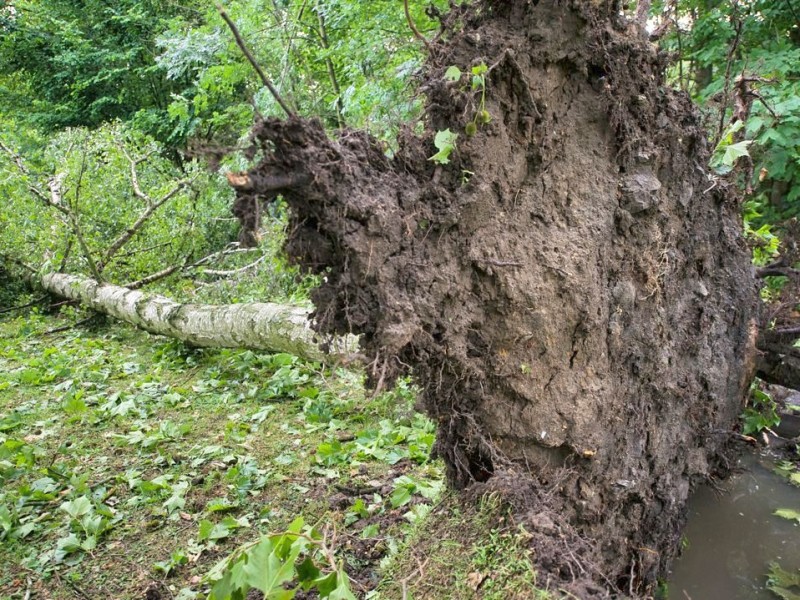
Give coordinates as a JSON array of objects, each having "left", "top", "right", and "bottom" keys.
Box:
[{"left": 226, "top": 0, "right": 761, "bottom": 595}]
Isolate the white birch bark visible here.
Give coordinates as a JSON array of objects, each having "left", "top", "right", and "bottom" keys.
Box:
[{"left": 39, "top": 273, "right": 359, "bottom": 363}]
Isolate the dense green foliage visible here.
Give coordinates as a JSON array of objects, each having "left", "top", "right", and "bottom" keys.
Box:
[
  {"left": 0, "top": 123, "right": 235, "bottom": 287},
  {"left": 0, "top": 0, "right": 445, "bottom": 295},
  {"left": 1, "top": 0, "right": 444, "bottom": 153},
  {"left": 656, "top": 0, "right": 800, "bottom": 240},
  {"left": 0, "top": 0, "right": 202, "bottom": 146}
]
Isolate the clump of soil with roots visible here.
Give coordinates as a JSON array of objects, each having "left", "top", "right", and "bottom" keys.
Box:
[{"left": 228, "top": 0, "right": 757, "bottom": 595}]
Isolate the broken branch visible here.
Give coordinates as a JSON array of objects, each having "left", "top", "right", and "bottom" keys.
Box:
[
  {"left": 217, "top": 4, "right": 296, "bottom": 118},
  {"left": 403, "top": 0, "right": 433, "bottom": 56}
]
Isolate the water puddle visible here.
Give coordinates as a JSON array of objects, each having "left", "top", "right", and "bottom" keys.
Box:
[{"left": 668, "top": 450, "right": 800, "bottom": 599}]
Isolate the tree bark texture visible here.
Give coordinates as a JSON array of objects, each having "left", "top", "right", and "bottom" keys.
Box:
[
  {"left": 229, "top": 0, "right": 758, "bottom": 595},
  {"left": 38, "top": 273, "right": 356, "bottom": 363}
]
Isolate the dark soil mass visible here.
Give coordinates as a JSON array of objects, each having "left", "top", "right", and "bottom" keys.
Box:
[{"left": 230, "top": 0, "right": 757, "bottom": 595}]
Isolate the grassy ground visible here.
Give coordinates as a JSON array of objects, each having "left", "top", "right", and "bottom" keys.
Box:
[{"left": 0, "top": 308, "right": 550, "bottom": 600}]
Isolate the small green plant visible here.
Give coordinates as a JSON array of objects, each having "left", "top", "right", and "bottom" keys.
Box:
[
  {"left": 442, "top": 62, "right": 491, "bottom": 138},
  {"left": 710, "top": 121, "right": 752, "bottom": 174},
  {"left": 741, "top": 385, "right": 780, "bottom": 435},
  {"left": 469, "top": 62, "right": 491, "bottom": 129},
  {"left": 204, "top": 517, "right": 356, "bottom": 600},
  {"left": 153, "top": 549, "right": 189, "bottom": 576},
  {"left": 766, "top": 562, "right": 800, "bottom": 600},
  {"left": 429, "top": 128, "right": 459, "bottom": 165}
]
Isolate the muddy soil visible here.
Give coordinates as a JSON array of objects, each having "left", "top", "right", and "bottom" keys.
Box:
[{"left": 229, "top": 0, "right": 757, "bottom": 595}]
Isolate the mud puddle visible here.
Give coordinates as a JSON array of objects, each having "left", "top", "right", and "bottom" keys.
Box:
[{"left": 668, "top": 449, "right": 800, "bottom": 599}]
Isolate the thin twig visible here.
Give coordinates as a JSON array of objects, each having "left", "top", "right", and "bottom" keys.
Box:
[
  {"left": 42, "top": 314, "right": 102, "bottom": 336},
  {"left": 715, "top": 3, "right": 744, "bottom": 146},
  {"left": 217, "top": 4, "right": 296, "bottom": 118},
  {"left": 101, "top": 179, "right": 190, "bottom": 268},
  {"left": 68, "top": 153, "right": 103, "bottom": 282},
  {"left": 403, "top": 0, "right": 433, "bottom": 55},
  {"left": 202, "top": 255, "right": 268, "bottom": 277},
  {"left": 125, "top": 263, "right": 184, "bottom": 290},
  {"left": 0, "top": 295, "right": 47, "bottom": 315},
  {"left": 315, "top": 3, "right": 345, "bottom": 128}
]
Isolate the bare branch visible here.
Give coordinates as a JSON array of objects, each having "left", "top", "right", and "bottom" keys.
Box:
[
  {"left": 120, "top": 145, "right": 152, "bottom": 204},
  {"left": 125, "top": 264, "right": 184, "bottom": 290},
  {"left": 756, "top": 265, "right": 800, "bottom": 279},
  {"left": 403, "top": 0, "right": 433, "bottom": 55},
  {"left": 0, "top": 296, "right": 48, "bottom": 315},
  {"left": 216, "top": 4, "right": 296, "bottom": 118},
  {"left": 184, "top": 243, "right": 257, "bottom": 270},
  {"left": 67, "top": 153, "right": 103, "bottom": 282},
  {"left": 202, "top": 255, "right": 267, "bottom": 277},
  {"left": 0, "top": 140, "right": 70, "bottom": 216},
  {"left": 101, "top": 178, "right": 191, "bottom": 269}
]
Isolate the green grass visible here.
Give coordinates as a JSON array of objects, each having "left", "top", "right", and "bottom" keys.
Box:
[
  {"left": 0, "top": 309, "right": 443, "bottom": 599},
  {"left": 0, "top": 307, "right": 552, "bottom": 599},
  {"left": 372, "top": 492, "right": 550, "bottom": 600}
]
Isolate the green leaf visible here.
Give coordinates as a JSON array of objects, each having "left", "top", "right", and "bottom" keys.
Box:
[
  {"left": 390, "top": 486, "right": 413, "bottom": 508},
  {"left": 721, "top": 140, "right": 752, "bottom": 166},
  {"left": 314, "top": 572, "right": 338, "bottom": 596},
  {"left": 199, "top": 519, "right": 234, "bottom": 541},
  {"left": 327, "top": 572, "right": 357, "bottom": 600},
  {"left": 60, "top": 496, "right": 93, "bottom": 520},
  {"left": 242, "top": 536, "right": 299, "bottom": 597},
  {"left": 0, "top": 412, "right": 23, "bottom": 432},
  {"left": 443, "top": 66, "right": 462, "bottom": 82},
  {"left": 471, "top": 63, "right": 488, "bottom": 76},
  {"left": 767, "top": 563, "right": 800, "bottom": 600},
  {"left": 296, "top": 557, "right": 321, "bottom": 588},
  {"left": 428, "top": 129, "right": 458, "bottom": 165},
  {"left": 0, "top": 505, "right": 13, "bottom": 535},
  {"left": 206, "top": 498, "right": 238, "bottom": 512},
  {"left": 208, "top": 569, "right": 248, "bottom": 600},
  {"left": 361, "top": 523, "right": 379, "bottom": 538},
  {"left": 774, "top": 508, "right": 800, "bottom": 523}
]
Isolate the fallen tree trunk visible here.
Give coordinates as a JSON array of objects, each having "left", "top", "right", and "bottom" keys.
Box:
[{"left": 37, "top": 272, "right": 357, "bottom": 363}]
